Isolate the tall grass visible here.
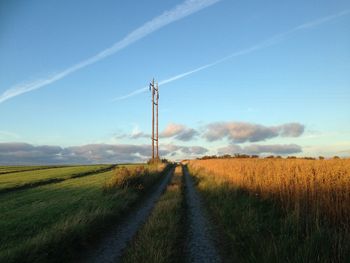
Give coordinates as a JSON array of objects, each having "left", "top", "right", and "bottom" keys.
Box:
[
  {"left": 189, "top": 158, "right": 350, "bottom": 262},
  {"left": 122, "top": 165, "right": 184, "bottom": 263},
  {"left": 190, "top": 159, "right": 350, "bottom": 227},
  {"left": 103, "top": 163, "right": 166, "bottom": 192}
]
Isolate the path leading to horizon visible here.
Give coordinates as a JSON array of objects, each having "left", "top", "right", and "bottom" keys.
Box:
[{"left": 80, "top": 164, "right": 222, "bottom": 263}]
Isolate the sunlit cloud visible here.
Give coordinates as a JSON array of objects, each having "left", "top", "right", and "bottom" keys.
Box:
[
  {"left": 203, "top": 122, "right": 305, "bottom": 143},
  {"left": 114, "top": 9, "right": 350, "bottom": 101},
  {"left": 160, "top": 123, "right": 198, "bottom": 141},
  {"left": 121, "top": 121, "right": 304, "bottom": 143},
  {"left": 0, "top": 0, "right": 221, "bottom": 104}
]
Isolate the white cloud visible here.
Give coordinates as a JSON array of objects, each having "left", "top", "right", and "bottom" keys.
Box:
[
  {"left": 161, "top": 143, "right": 208, "bottom": 155},
  {"left": 130, "top": 125, "right": 150, "bottom": 139},
  {"left": 203, "top": 122, "right": 304, "bottom": 143},
  {"left": 119, "top": 121, "right": 305, "bottom": 143},
  {"left": 160, "top": 123, "right": 198, "bottom": 141}
]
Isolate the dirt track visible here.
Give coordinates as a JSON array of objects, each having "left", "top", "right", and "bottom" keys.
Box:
[
  {"left": 82, "top": 167, "right": 175, "bottom": 263},
  {"left": 183, "top": 166, "right": 222, "bottom": 263},
  {"left": 82, "top": 165, "right": 221, "bottom": 262}
]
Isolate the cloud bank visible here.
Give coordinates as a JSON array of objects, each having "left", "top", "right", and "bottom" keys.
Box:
[
  {"left": 0, "top": 0, "right": 220, "bottom": 104},
  {"left": 118, "top": 121, "right": 304, "bottom": 143},
  {"left": 203, "top": 122, "right": 304, "bottom": 143},
  {"left": 0, "top": 141, "right": 302, "bottom": 165},
  {"left": 218, "top": 144, "right": 302, "bottom": 155},
  {"left": 0, "top": 142, "right": 208, "bottom": 165}
]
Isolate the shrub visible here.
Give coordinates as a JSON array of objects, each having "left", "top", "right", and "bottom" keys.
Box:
[{"left": 103, "top": 164, "right": 166, "bottom": 193}]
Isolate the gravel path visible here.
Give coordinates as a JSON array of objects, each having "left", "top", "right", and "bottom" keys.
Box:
[
  {"left": 82, "top": 167, "right": 175, "bottom": 263},
  {"left": 183, "top": 166, "right": 222, "bottom": 263}
]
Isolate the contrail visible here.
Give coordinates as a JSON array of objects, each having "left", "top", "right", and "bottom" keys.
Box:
[
  {"left": 114, "top": 9, "right": 350, "bottom": 101},
  {"left": 113, "top": 63, "right": 216, "bottom": 101},
  {"left": 0, "top": 0, "right": 221, "bottom": 104}
]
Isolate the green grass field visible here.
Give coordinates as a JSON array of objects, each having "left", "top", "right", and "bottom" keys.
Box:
[
  {"left": 0, "top": 165, "right": 58, "bottom": 174},
  {"left": 0, "top": 163, "right": 166, "bottom": 263},
  {"left": 0, "top": 165, "right": 112, "bottom": 193}
]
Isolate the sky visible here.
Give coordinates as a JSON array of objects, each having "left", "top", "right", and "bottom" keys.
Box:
[{"left": 0, "top": 0, "right": 349, "bottom": 164}]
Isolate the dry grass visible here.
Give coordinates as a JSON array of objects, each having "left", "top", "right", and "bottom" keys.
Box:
[
  {"left": 189, "top": 158, "right": 350, "bottom": 228},
  {"left": 103, "top": 163, "right": 166, "bottom": 192}
]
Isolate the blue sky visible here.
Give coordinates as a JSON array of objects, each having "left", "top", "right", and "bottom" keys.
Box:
[{"left": 0, "top": 0, "right": 349, "bottom": 163}]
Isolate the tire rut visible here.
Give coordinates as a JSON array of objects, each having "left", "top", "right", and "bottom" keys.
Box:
[
  {"left": 183, "top": 165, "right": 222, "bottom": 263},
  {"left": 82, "top": 166, "right": 175, "bottom": 263}
]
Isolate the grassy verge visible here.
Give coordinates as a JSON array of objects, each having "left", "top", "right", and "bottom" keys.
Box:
[
  {"left": 0, "top": 164, "right": 168, "bottom": 263},
  {"left": 188, "top": 165, "right": 350, "bottom": 263},
  {"left": 122, "top": 165, "right": 184, "bottom": 263}
]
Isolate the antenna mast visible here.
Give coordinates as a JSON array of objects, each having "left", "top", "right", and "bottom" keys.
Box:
[{"left": 156, "top": 81, "right": 159, "bottom": 160}]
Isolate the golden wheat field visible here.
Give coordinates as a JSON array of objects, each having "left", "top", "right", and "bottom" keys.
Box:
[{"left": 189, "top": 158, "right": 350, "bottom": 228}]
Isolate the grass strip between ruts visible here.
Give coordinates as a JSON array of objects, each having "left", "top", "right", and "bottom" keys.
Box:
[{"left": 122, "top": 165, "right": 185, "bottom": 263}]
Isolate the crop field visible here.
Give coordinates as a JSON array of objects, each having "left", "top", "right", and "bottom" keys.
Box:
[
  {"left": 188, "top": 158, "right": 350, "bottom": 262},
  {"left": 1, "top": 160, "right": 349, "bottom": 263}
]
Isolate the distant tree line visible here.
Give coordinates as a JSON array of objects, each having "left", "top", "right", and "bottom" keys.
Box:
[
  {"left": 197, "top": 154, "right": 258, "bottom": 160},
  {"left": 197, "top": 154, "right": 342, "bottom": 160}
]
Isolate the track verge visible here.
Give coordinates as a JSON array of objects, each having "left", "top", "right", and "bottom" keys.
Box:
[{"left": 82, "top": 166, "right": 175, "bottom": 263}]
